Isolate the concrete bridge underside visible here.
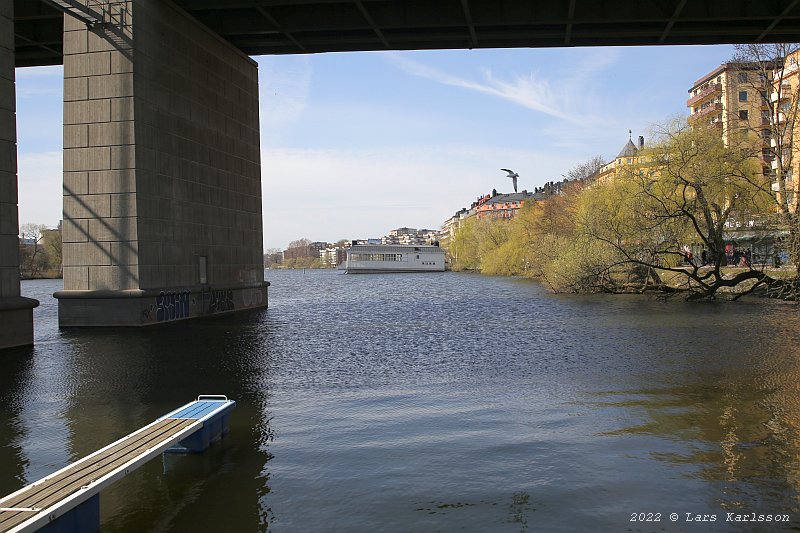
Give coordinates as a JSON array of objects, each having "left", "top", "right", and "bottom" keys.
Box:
[{"left": 3, "top": 0, "right": 800, "bottom": 347}]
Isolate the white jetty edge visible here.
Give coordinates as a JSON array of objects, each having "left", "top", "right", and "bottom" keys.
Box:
[{"left": 0, "top": 395, "right": 235, "bottom": 533}]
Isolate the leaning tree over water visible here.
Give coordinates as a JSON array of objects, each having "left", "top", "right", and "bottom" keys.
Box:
[{"left": 574, "top": 119, "right": 782, "bottom": 300}]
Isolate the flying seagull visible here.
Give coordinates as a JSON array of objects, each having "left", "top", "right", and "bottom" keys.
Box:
[{"left": 501, "top": 168, "right": 519, "bottom": 193}]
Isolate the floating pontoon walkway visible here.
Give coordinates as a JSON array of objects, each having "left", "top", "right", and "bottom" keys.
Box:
[{"left": 0, "top": 395, "right": 235, "bottom": 533}]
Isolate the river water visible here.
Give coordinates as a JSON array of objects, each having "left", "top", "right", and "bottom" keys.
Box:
[{"left": 3, "top": 270, "right": 800, "bottom": 532}]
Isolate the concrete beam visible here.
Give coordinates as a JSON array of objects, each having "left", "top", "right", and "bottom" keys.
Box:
[
  {"left": 0, "top": 1, "right": 38, "bottom": 350},
  {"left": 56, "top": 0, "right": 267, "bottom": 326}
]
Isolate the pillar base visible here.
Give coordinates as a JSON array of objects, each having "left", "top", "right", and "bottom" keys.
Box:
[
  {"left": 55, "top": 282, "right": 268, "bottom": 327},
  {"left": 0, "top": 296, "right": 40, "bottom": 349}
]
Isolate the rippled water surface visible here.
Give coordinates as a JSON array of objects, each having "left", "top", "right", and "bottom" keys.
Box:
[{"left": 4, "top": 271, "right": 800, "bottom": 531}]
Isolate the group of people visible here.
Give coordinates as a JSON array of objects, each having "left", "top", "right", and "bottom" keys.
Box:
[{"left": 682, "top": 244, "right": 752, "bottom": 268}]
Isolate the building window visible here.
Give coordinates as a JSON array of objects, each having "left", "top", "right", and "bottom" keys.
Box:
[
  {"left": 739, "top": 90, "right": 748, "bottom": 101},
  {"left": 738, "top": 72, "right": 748, "bottom": 83},
  {"left": 199, "top": 256, "right": 208, "bottom": 284},
  {"left": 739, "top": 110, "right": 748, "bottom": 120}
]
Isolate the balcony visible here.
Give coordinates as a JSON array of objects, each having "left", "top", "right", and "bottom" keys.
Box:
[
  {"left": 687, "top": 83, "right": 722, "bottom": 107},
  {"left": 770, "top": 84, "right": 793, "bottom": 102},
  {"left": 688, "top": 103, "right": 722, "bottom": 122}
]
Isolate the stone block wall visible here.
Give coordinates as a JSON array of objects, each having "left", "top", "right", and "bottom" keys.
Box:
[
  {"left": 0, "top": 1, "right": 19, "bottom": 300},
  {"left": 62, "top": 1, "right": 137, "bottom": 291},
  {"left": 59, "top": 0, "right": 266, "bottom": 325},
  {"left": 0, "top": 1, "right": 38, "bottom": 348},
  {"left": 132, "top": 0, "right": 263, "bottom": 291}
]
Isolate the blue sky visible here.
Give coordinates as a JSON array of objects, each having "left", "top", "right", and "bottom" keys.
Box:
[{"left": 15, "top": 44, "right": 735, "bottom": 250}]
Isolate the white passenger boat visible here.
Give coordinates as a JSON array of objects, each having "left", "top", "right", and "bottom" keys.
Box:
[{"left": 341, "top": 244, "right": 445, "bottom": 273}]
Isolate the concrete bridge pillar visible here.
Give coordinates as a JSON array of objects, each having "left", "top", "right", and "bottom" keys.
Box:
[
  {"left": 55, "top": 0, "right": 267, "bottom": 326},
  {"left": 0, "top": 1, "right": 38, "bottom": 349}
]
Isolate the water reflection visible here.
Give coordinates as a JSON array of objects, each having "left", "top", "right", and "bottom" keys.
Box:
[
  {"left": 0, "top": 348, "right": 33, "bottom": 496},
  {"left": 10, "top": 280, "right": 278, "bottom": 530},
  {"left": 67, "top": 311, "right": 280, "bottom": 531},
  {"left": 594, "top": 375, "right": 800, "bottom": 515}
]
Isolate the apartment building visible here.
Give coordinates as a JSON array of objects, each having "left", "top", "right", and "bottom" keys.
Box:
[
  {"left": 474, "top": 190, "right": 538, "bottom": 220},
  {"left": 688, "top": 55, "right": 800, "bottom": 211},
  {"left": 687, "top": 62, "right": 772, "bottom": 177},
  {"left": 442, "top": 208, "right": 469, "bottom": 240},
  {"left": 381, "top": 227, "right": 439, "bottom": 245},
  {"left": 770, "top": 50, "right": 800, "bottom": 209},
  {"left": 320, "top": 246, "right": 348, "bottom": 268}
]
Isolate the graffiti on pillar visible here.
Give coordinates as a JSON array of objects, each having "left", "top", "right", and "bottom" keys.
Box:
[
  {"left": 200, "top": 287, "right": 235, "bottom": 315},
  {"left": 239, "top": 269, "right": 260, "bottom": 283},
  {"left": 155, "top": 290, "right": 191, "bottom": 322},
  {"left": 242, "top": 287, "right": 264, "bottom": 308},
  {"left": 239, "top": 269, "right": 265, "bottom": 308}
]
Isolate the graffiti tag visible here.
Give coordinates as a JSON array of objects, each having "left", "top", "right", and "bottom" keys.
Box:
[
  {"left": 156, "top": 290, "right": 190, "bottom": 321},
  {"left": 200, "top": 287, "right": 235, "bottom": 314}
]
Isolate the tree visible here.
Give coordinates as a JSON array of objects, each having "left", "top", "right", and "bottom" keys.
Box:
[
  {"left": 509, "top": 179, "right": 584, "bottom": 286},
  {"left": 264, "top": 248, "right": 283, "bottom": 268},
  {"left": 575, "top": 119, "right": 774, "bottom": 300},
  {"left": 564, "top": 155, "right": 606, "bottom": 183},
  {"left": 42, "top": 225, "right": 62, "bottom": 276},
  {"left": 447, "top": 217, "right": 480, "bottom": 271},
  {"left": 19, "top": 223, "right": 49, "bottom": 278}
]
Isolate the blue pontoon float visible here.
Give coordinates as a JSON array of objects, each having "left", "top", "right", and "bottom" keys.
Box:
[{"left": 0, "top": 395, "right": 235, "bottom": 533}]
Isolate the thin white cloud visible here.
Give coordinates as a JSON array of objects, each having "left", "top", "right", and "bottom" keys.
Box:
[
  {"left": 563, "top": 48, "right": 622, "bottom": 85},
  {"left": 386, "top": 53, "right": 575, "bottom": 121},
  {"left": 257, "top": 56, "right": 312, "bottom": 138}
]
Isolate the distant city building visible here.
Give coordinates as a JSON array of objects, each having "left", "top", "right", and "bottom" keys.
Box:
[
  {"left": 309, "top": 241, "right": 328, "bottom": 255},
  {"left": 440, "top": 188, "right": 541, "bottom": 237},
  {"left": 320, "top": 246, "right": 348, "bottom": 268},
  {"left": 475, "top": 190, "right": 538, "bottom": 220},
  {"left": 596, "top": 134, "right": 651, "bottom": 183},
  {"left": 381, "top": 227, "right": 439, "bottom": 245},
  {"left": 442, "top": 208, "right": 470, "bottom": 240}
]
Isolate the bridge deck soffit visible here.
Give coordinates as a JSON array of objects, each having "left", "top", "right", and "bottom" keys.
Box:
[{"left": 13, "top": 0, "right": 800, "bottom": 67}]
